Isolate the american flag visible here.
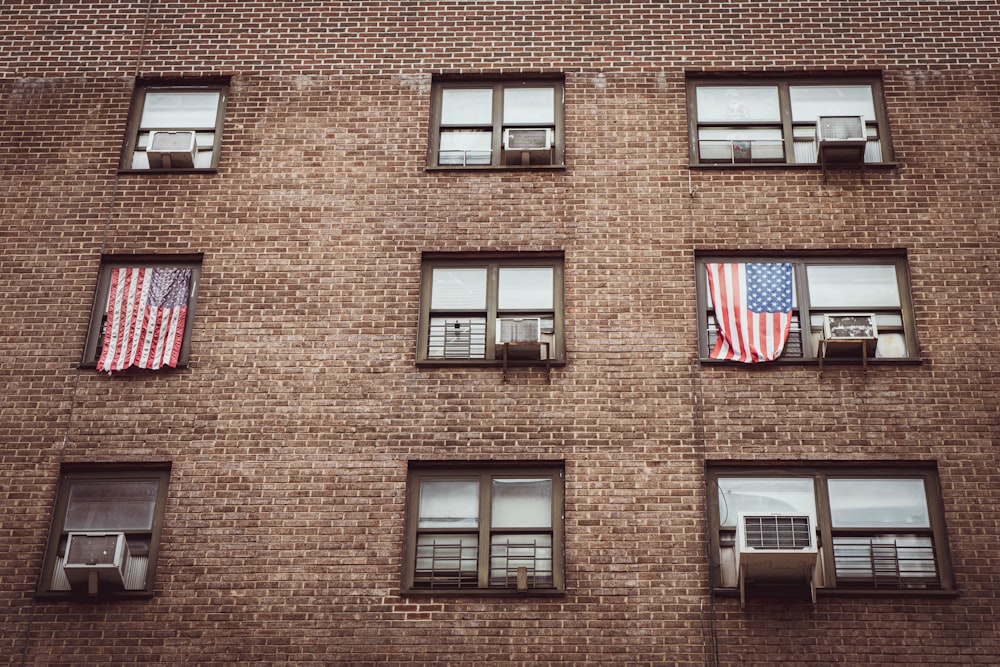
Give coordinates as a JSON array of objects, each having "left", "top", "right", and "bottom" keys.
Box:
[
  {"left": 97, "top": 267, "right": 192, "bottom": 372},
  {"left": 706, "top": 262, "right": 793, "bottom": 363}
]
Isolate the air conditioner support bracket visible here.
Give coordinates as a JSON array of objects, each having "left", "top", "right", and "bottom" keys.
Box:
[
  {"left": 819, "top": 338, "right": 871, "bottom": 377},
  {"left": 821, "top": 152, "right": 866, "bottom": 183},
  {"left": 501, "top": 342, "right": 551, "bottom": 383}
]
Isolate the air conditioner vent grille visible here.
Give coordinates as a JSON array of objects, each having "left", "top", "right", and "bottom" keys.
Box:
[
  {"left": 817, "top": 116, "right": 865, "bottom": 141},
  {"left": 743, "top": 515, "right": 812, "bottom": 550}
]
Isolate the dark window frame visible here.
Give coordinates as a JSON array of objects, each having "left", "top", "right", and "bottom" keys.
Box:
[
  {"left": 427, "top": 75, "right": 566, "bottom": 170},
  {"left": 119, "top": 79, "right": 229, "bottom": 173},
  {"left": 416, "top": 252, "right": 565, "bottom": 366},
  {"left": 81, "top": 254, "right": 203, "bottom": 370},
  {"left": 686, "top": 74, "right": 894, "bottom": 167},
  {"left": 36, "top": 463, "right": 172, "bottom": 599},
  {"left": 402, "top": 462, "right": 565, "bottom": 596},
  {"left": 695, "top": 252, "right": 920, "bottom": 364},
  {"left": 706, "top": 463, "right": 955, "bottom": 596}
]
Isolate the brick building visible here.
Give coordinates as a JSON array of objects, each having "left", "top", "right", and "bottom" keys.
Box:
[{"left": 2, "top": 1, "right": 998, "bottom": 665}]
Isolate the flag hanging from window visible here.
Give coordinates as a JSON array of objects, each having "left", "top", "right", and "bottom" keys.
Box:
[
  {"left": 706, "top": 262, "right": 793, "bottom": 363},
  {"left": 97, "top": 267, "right": 192, "bottom": 372}
]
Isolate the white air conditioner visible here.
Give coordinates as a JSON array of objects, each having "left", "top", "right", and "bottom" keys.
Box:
[
  {"left": 498, "top": 317, "right": 541, "bottom": 344},
  {"left": 146, "top": 130, "right": 197, "bottom": 168},
  {"left": 63, "top": 532, "right": 130, "bottom": 593},
  {"left": 816, "top": 115, "right": 867, "bottom": 163},
  {"left": 736, "top": 513, "right": 817, "bottom": 608},
  {"left": 822, "top": 313, "right": 878, "bottom": 341},
  {"left": 503, "top": 128, "right": 554, "bottom": 152}
]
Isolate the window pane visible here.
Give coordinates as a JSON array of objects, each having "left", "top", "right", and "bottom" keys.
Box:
[
  {"left": 427, "top": 317, "right": 487, "bottom": 359},
  {"left": 64, "top": 480, "right": 159, "bottom": 531},
  {"left": 415, "top": 534, "right": 479, "bottom": 587},
  {"left": 698, "top": 127, "right": 785, "bottom": 161},
  {"left": 418, "top": 480, "right": 479, "bottom": 528},
  {"left": 503, "top": 87, "right": 555, "bottom": 124},
  {"left": 438, "top": 130, "right": 493, "bottom": 165},
  {"left": 828, "top": 478, "right": 930, "bottom": 528},
  {"left": 806, "top": 265, "right": 901, "bottom": 308},
  {"left": 441, "top": 88, "right": 493, "bottom": 125},
  {"left": 790, "top": 85, "right": 876, "bottom": 123},
  {"left": 430, "top": 268, "right": 487, "bottom": 310},
  {"left": 498, "top": 267, "right": 553, "bottom": 309},
  {"left": 696, "top": 86, "right": 780, "bottom": 122},
  {"left": 492, "top": 478, "right": 552, "bottom": 528},
  {"left": 490, "top": 533, "right": 553, "bottom": 586},
  {"left": 140, "top": 91, "right": 220, "bottom": 128},
  {"left": 717, "top": 477, "right": 816, "bottom": 527}
]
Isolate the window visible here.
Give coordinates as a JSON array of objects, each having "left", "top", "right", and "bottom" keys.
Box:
[
  {"left": 687, "top": 76, "right": 893, "bottom": 166},
  {"left": 695, "top": 254, "right": 919, "bottom": 363},
  {"left": 403, "top": 464, "right": 564, "bottom": 594},
  {"left": 82, "top": 255, "right": 202, "bottom": 371},
  {"left": 707, "top": 465, "right": 954, "bottom": 595},
  {"left": 121, "top": 80, "right": 228, "bottom": 171},
  {"left": 417, "top": 253, "right": 564, "bottom": 364},
  {"left": 428, "top": 77, "right": 565, "bottom": 168},
  {"left": 37, "top": 465, "right": 171, "bottom": 598}
]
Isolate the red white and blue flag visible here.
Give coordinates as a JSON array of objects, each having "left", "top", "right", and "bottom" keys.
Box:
[
  {"left": 97, "top": 267, "right": 192, "bottom": 372},
  {"left": 706, "top": 262, "right": 793, "bottom": 363}
]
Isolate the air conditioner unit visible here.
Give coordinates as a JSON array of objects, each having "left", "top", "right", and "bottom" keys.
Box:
[
  {"left": 816, "top": 115, "right": 867, "bottom": 163},
  {"left": 503, "top": 128, "right": 554, "bottom": 152},
  {"left": 498, "top": 317, "right": 541, "bottom": 344},
  {"left": 736, "top": 513, "right": 817, "bottom": 608},
  {"left": 63, "top": 532, "right": 130, "bottom": 594},
  {"left": 823, "top": 313, "right": 878, "bottom": 341},
  {"left": 146, "top": 130, "right": 197, "bottom": 168}
]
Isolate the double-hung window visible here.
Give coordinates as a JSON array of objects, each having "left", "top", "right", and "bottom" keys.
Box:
[
  {"left": 708, "top": 465, "right": 954, "bottom": 595},
  {"left": 82, "top": 255, "right": 202, "bottom": 372},
  {"left": 688, "top": 76, "right": 893, "bottom": 166},
  {"left": 695, "top": 254, "right": 918, "bottom": 363},
  {"left": 403, "top": 464, "right": 565, "bottom": 594},
  {"left": 428, "top": 77, "right": 565, "bottom": 168},
  {"left": 417, "top": 254, "right": 564, "bottom": 364},
  {"left": 121, "top": 80, "right": 228, "bottom": 171},
  {"left": 37, "top": 465, "right": 171, "bottom": 598}
]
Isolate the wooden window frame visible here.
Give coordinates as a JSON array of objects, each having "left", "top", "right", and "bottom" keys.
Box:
[
  {"left": 706, "top": 463, "right": 955, "bottom": 596},
  {"left": 686, "top": 75, "right": 894, "bottom": 167},
  {"left": 416, "top": 252, "right": 565, "bottom": 366},
  {"left": 402, "top": 462, "right": 565, "bottom": 596},
  {"left": 427, "top": 75, "right": 566, "bottom": 170},
  {"left": 119, "top": 79, "right": 229, "bottom": 173},
  {"left": 36, "top": 464, "right": 172, "bottom": 599},
  {"left": 81, "top": 254, "right": 203, "bottom": 369},
  {"left": 694, "top": 252, "right": 920, "bottom": 364}
]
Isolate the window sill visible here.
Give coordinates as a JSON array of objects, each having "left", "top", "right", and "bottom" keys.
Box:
[
  {"left": 713, "top": 586, "right": 958, "bottom": 600},
  {"left": 117, "top": 168, "right": 219, "bottom": 175},
  {"left": 697, "top": 357, "right": 923, "bottom": 367},
  {"left": 416, "top": 359, "right": 566, "bottom": 368},
  {"left": 78, "top": 362, "right": 191, "bottom": 373},
  {"left": 400, "top": 587, "right": 566, "bottom": 598},
  {"left": 35, "top": 589, "right": 156, "bottom": 600},
  {"left": 424, "top": 164, "right": 566, "bottom": 172},
  {"left": 689, "top": 162, "right": 898, "bottom": 170}
]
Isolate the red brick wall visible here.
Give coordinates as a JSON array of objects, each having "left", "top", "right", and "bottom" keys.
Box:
[{"left": 1, "top": 2, "right": 998, "bottom": 665}]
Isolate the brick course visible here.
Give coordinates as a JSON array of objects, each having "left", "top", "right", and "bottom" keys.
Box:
[{"left": 2, "top": 1, "right": 999, "bottom": 665}]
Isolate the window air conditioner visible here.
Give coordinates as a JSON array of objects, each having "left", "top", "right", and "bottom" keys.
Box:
[
  {"left": 63, "top": 532, "right": 130, "bottom": 594},
  {"left": 498, "top": 317, "right": 541, "bottom": 344},
  {"left": 822, "top": 313, "right": 878, "bottom": 341},
  {"left": 503, "top": 128, "right": 554, "bottom": 152},
  {"left": 816, "top": 115, "right": 867, "bottom": 163},
  {"left": 736, "top": 513, "right": 817, "bottom": 608},
  {"left": 146, "top": 130, "right": 197, "bottom": 168}
]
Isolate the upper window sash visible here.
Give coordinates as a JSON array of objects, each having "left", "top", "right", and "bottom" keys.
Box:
[
  {"left": 696, "top": 256, "right": 918, "bottom": 363},
  {"left": 418, "top": 256, "right": 565, "bottom": 364},
  {"left": 688, "top": 77, "right": 892, "bottom": 166},
  {"left": 121, "top": 81, "right": 228, "bottom": 171},
  {"left": 428, "top": 78, "right": 565, "bottom": 169}
]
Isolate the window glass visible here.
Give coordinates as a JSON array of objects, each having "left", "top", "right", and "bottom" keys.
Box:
[
  {"left": 828, "top": 478, "right": 930, "bottom": 528},
  {"left": 430, "top": 268, "right": 487, "bottom": 310},
  {"left": 491, "top": 478, "right": 552, "bottom": 528},
  {"left": 696, "top": 86, "right": 781, "bottom": 122},
  {"left": 418, "top": 480, "right": 480, "bottom": 528},
  {"left": 441, "top": 88, "right": 493, "bottom": 125},
  {"left": 503, "top": 87, "right": 555, "bottom": 124},
  {"left": 439, "top": 130, "right": 493, "bottom": 165},
  {"left": 497, "top": 267, "right": 554, "bottom": 310},
  {"left": 717, "top": 477, "right": 816, "bottom": 527},
  {"left": 789, "top": 85, "right": 876, "bottom": 122},
  {"left": 140, "top": 91, "right": 220, "bottom": 128},
  {"left": 806, "top": 264, "right": 901, "bottom": 308},
  {"left": 64, "top": 480, "right": 159, "bottom": 531}
]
